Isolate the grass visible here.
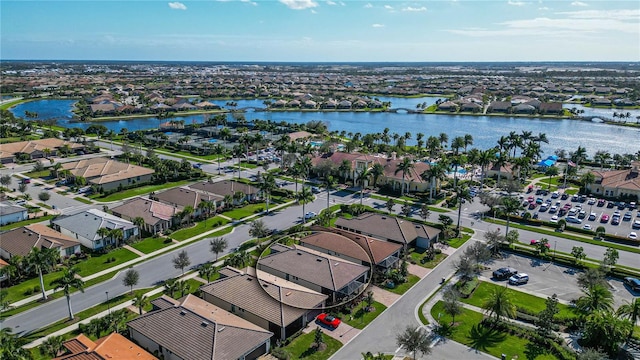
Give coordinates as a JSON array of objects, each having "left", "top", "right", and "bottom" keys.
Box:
[
  {"left": 340, "top": 300, "right": 387, "bottom": 329},
  {"left": 461, "top": 281, "right": 576, "bottom": 320},
  {"left": 431, "top": 301, "right": 559, "bottom": 360},
  {"left": 130, "top": 236, "right": 173, "bottom": 254},
  {"left": 25, "top": 170, "right": 51, "bottom": 178},
  {"left": 170, "top": 216, "right": 230, "bottom": 241},
  {"left": 209, "top": 227, "right": 233, "bottom": 237},
  {"left": 73, "top": 248, "right": 139, "bottom": 277},
  {"left": 223, "top": 203, "right": 266, "bottom": 220},
  {"left": 0, "top": 215, "right": 55, "bottom": 231},
  {"left": 37, "top": 202, "right": 52, "bottom": 209},
  {"left": 408, "top": 250, "right": 448, "bottom": 269},
  {"left": 73, "top": 196, "right": 93, "bottom": 204},
  {"left": 3, "top": 271, "right": 64, "bottom": 304},
  {"left": 281, "top": 331, "right": 342, "bottom": 360},
  {"left": 448, "top": 233, "right": 472, "bottom": 248},
  {"left": 90, "top": 179, "right": 194, "bottom": 202},
  {"left": 238, "top": 161, "right": 258, "bottom": 169},
  {"left": 386, "top": 274, "right": 420, "bottom": 295}
]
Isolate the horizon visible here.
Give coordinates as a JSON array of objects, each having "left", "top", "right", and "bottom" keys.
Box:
[{"left": 1, "top": 0, "right": 638, "bottom": 62}]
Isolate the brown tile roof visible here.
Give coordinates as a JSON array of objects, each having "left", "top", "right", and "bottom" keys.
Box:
[
  {"left": 190, "top": 180, "right": 259, "bottom": 198},
  {"left": 200, "top": 267, "right": 326, "bottom": 326},
  {"left": 258, "top": 244, "right": 369, "bottom": 291},
  {"left": 0, "top": 138, "right": 83, "bottom": 158},
  {"left": 153, "top": 187, "right": 222, "bottom": 209},
  {"left": 335, "top": 213, "right": 441, "bottom": 246},
  {"left": 111, "top": 197, "right": 181, "bottom": 226},
  {"left": 288, "top": 131, "right": 313, "bottom": 141},
  {"left": 127, "top": 295, "right": 271, "bottom": 360},
  {"left": 55, "top": 333, "right": 156, "bottom": 360},
  {"left": 0, "top": 224, "right": 80, "bottom": 257},
  {"left": 591, "top": 165, "right": 640, "bottom": 191},
  {"left": 61, "top": 157, "right": 154, "bottom": 185},
  {"left": 305, "top": 227, "right": 402, "bottom": 265}
]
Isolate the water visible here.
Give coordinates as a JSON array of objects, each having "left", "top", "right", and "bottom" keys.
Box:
[
  {"left": 208, "top": 139, "right": 217, "bottom": 143},
  {"left": 10, "top": 99, "right": 640, "bottom": 157}
]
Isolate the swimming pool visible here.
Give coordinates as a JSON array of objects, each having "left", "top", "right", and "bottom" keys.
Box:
[
  {"left": 310, "top": 141, "right": 323, "bottom": 147},
  {"left": 208, "top": 139, "right": 217, "bottom": 143}
]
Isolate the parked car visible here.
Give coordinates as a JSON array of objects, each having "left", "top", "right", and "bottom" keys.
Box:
[
  {"left": 588, "top": 212, "right": 597, "bottom": 221},
  {"left": 317, "top": 313, "right": 341, "bottom": 328},
  {"left": 597, "top": 199, "right": 605, "bottom": 207},
  {"left": 304, "top": 211, "right": 317, "bottom": 219},
  {"left": 21, "top": 178, "right": 31, "bottom": 184},
  {"left": 623, "top": 212, "right": 632, "bottom": 221},
  {"left": 633, "top": 220, "right": 640, "bottom": 230},
  {"left": 530, "top": 239, "right": 551, "bottom": 248},
  {"left": 629, "top": 232, "right": 638, "bottom": 240},
  {"left": 624, "top": 277, "right": 640, "bottom": 291},
  {"left": 509, "top": 273, "right": 529, "bottom": 285},
  {"left": 550, "top": 215, "right": 559, "bottom": 223},
  {"left": 560, "top": 193, "right": 569, "bottom": 200},
  {"left": 15, "top": 199, "right": 27, "bottom": 205},
  {"left": 551, "top": 191, "right": 559, "bottom": 199},
  {"left": 566, "top": 216, "right": 582, "bottom": 224},
  {"left": 600, "top": 214, "right": 610, "bottom": 223},
  {"left": 583, "top": 224, "right": 592, "bottom": 230},
  {"left": 492, "top": 267, "right": 518, "bottom": 280},
  {"left": 311, "top": 186, "right": 321, "bottom": 193}
]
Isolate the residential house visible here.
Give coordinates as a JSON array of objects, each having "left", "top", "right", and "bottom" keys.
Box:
[
  {"left": 485, "top": 162, "right": 515, "bottom": 181},
  {"left": 61, "top": 157, "right": 155, "bottom": 192},
  {"left": 487, "top": 101, "right": 511, "bottom": 113},
  {"left": 437, "top": 101, "right": 459, "bottom": 112},
  {"left": 152, "top": 187, "right": 223, "bottom": 217},
  {"left": 304, "top": 226, "right": 402, "bottom": 270},
  {"left": 53, "top": 333, "right": 156, "bottom": 360},
  {"left": 190, "top": 180, "right": 260, "bottom": 205},
  {"left": 200, "top": 266, "right": 327, "bottom": 341},
  {"left": 0, "top": 201, "right": 28, "bottom": 226},
  {"left": 51, "top": 209, "right": 138, "bottom": 250},
  {"left": 111, "top": 197, "right": 182, "bottom": 234},
  {"left": 0, "top": 138, "right": 85, "bottom": 164},
  {"left": 335, "top": 212, "right": 441, "bottom": 250},
  {"left": 538, "top": 102, "right": 563, "bottom": 115},
  {"left": 0, "top": 224, "right": 81, "bottom": 260},
  {"left": 587, "top": 162, "right": 640, "bottom": 199},
  {"left": 127, "top": 294, "right": 272, "bottom": 360},
  {"left": 257, "top": 244, "right": 369, "bottom": 303}
]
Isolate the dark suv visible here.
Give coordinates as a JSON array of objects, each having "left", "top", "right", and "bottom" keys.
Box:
[
  {"left": 492, "top": 267, "right": 518, "bottom": 280},
  {"left": 624, "top": 277, "right": 640, "bottom": 292}
]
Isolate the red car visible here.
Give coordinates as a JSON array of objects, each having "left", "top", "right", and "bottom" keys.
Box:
[
  {"left": 601, "top": 214, "right": 610, "bottom": 223},
  {"left": 530, "top": 239, "right": 551, "bottom": 248},
  {"left": 317, "top": 313, "right": 341, "bottom": 329}
]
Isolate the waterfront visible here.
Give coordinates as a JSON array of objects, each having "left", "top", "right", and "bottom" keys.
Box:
[{"left": 10, "top": 98, "right": 640, "bottom": 157}]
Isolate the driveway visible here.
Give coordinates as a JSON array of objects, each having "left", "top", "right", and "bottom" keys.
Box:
[{"left": 304, "top": 321, "right": 360, "bottom": 344}]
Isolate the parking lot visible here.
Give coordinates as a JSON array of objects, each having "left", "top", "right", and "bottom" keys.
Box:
[
  {"left": 484, "top": 252, "right": 639, "bottom": 308},
  {"left": 519, "top": 189, "right": 639, "bottom": 239}
]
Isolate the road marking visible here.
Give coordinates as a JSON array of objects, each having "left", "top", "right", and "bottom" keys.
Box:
[{"left": 395, "top": 346, "right": 402, "bottom": 353}]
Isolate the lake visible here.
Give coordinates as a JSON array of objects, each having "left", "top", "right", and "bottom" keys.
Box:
[{"left": 10, "top": 98, "right": 640, "bottom": 158}]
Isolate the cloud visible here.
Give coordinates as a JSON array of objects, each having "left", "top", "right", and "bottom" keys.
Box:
[
  {"left": 538, "top": 6, "right": 549, "bottom": 11},
  {"left": 364, "top": 2, "right": 373, "bottom": 8},
  {"left": 168, "top": 2, "right": 187, "bottom": 10},
  {"left": 508, "top": 0, "right": 527, "bottom": 6},
  {"left": 279, "top": 0, "right": 318, "bottom": 10},
  {"left": 571, "top": 1, "right": 588, "bottom": 6},
  {"left": 326, "top": 0, "right": 336, "bottom": 4},
  {"left": 372, "top": 23, "right": 385, "bottom": 28},
  {"left": 402, "top": 6, "right": 427, "bottom": 12},
  {"left": 384, "top": 5, "right": 393, "bottom": 10},
  {"left": 240, "top": 0, "right": 258, "bottom": 6}
]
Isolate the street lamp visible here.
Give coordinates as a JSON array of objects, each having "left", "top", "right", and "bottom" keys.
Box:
[{"left": 105, "top": 291, "right": 110, "bottom": 315}]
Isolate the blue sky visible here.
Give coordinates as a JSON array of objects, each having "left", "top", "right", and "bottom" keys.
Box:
[{"left": 1, "top": 0, "right": 638, "bottom": 61}]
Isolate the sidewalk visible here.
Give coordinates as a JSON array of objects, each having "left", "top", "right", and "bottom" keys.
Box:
[{"left": 9, "top": 199, "right": 296, "bottom": 308}]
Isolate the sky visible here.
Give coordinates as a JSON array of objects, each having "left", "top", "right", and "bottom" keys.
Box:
[{"left": 1, "top": 0, "right": 639, "bottom": 62}]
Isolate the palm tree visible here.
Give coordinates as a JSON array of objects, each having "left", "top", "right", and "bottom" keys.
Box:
[
  {"left": 180, "top": 205, "right": 195, "bottom": 226},
  {"left": 438, "top": 132, "right": 448, "bottom": 149},
  {"left": 213, "top": 144, "right": 226, "bottom": 175},
  {"left": 164, "top": 278, "right": 179, "bottom": 298},
  {"left": 132, "top": 217, "right": 145, "bottom": 239},
  {"left": 580, "top": 172, "right": 596, "bottom": 193},
  {"left": 500, "top": 196, "right": 522, "bottom": 236},
  {"left": 323, "top": 175, "right": 337, "bottom": 209},
  {"left": 493, "top": 151, "right": 509, "bottom": 188},
  {"left": 482, "top": 285, "right": 516, "bottom": 323},
  {"left": 209, "top": 237, "right": 228, "bottom": 262},
  {"left": 132, "top": 293, "right": 149, "bottom": 315},
  {"left": 394, "top": 157, "right": 414, "bottom": 196},
  {"left": 40, "top": 334, "right": 64, "bottom": 358},
  {"left": 463, "top": 134, "right": 474, "bottom": 153},
  {"left": 370, "top": 163, "right": 384, "bottom": 189},
  {"left": 26, "top": 247, "right": 60, "bottom": 301},
  {"left": 198, "top": 262, "right": 216, "bottom": 283},
  {"left": 617, "top": 298, "right": 640, "bottom": 338},
  {"left": 109, "top": 228, "right": 124, "bottom": 247},
  {"left": 454, "top": 187, "right": 473, "bottom": 235},
  {"left": 96, "top": 227, "right": 111, "bottom": 246},
  {"left": 338, "top": 160, "right": 352, "bottom": 185},
  {"left": 357, "top": 167, "right": 371, "bottom": 205},
  {"left": 257, "top": 173, "right": 277, "bottom": 214},
  {"left": 544, "top": 166, "right": 559, "bottom": 191},
  {"left": 576, "top": 284, "right": 614, "bottom": 315},
  {"left": 52, "top": 266, "right": 85, "bottom": 320},
  {"left": 297, "top": 186, "right": 314, "bottom": 223}
]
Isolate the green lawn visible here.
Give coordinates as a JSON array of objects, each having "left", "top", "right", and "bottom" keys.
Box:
[
  {"left": 281, "top": 331, "right": 342, "bottom": 360},
  {"left": 73, "top": 248, "right": 139, "bottom": 277},
  {"left": 25, "top": 170, "right": 50, "bottom": 178},
  {"left": 90, "top": 179, "right": 194, "bottom": 202},
  {"left": 386, "top": 274, "right": 420, "bottom": 295},
  {"left": 431, "top": 301, "right": 559, "bottom": 360},
  {"left": 170, "top": 216, "right": 230, "bottom": 241},
  {"left": 0, "top": 215, "right": 54, "bottom": 231},
  {"left": 130, "top": 236, "right": 173, "bottom": 254},
  {"left": 461, "top": 281, "right": 576, "bottom": 320},
  {"left": 3, "top": 271, "right": 64, "bottom": 304},
  {"left": 223, "top": 203, "right": 266, "bottom": 220},
  {"left": 340, "top": 300, "right": 387, "bottom": 329},
  {"left": 448, "top": 233, "right": 472, "bottom": 248},
  {"left": 73, "top": 196, "right": 93, "bottom": 204},
  {"left": 408, "top": 250, "right": 448, "bottom": 269}
]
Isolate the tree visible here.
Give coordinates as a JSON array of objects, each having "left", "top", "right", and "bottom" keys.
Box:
[
  {"left": 297, "top": 186, "right": 314, "bottom": 223},
  {"left": 602, "top": 248, "right": 618, "bottom": 270},
  {"left": 419, "top": 204, "right": 430, "bottom": 222},
  {"left": 313, "top": 327, "right": 325, "bottom": 349},
  {"left": 109, "top": 228, "right": 124, "bottom": 247},
  {"left": 577, "top": 267, "right": 608, "bottom": 289},
  {"left": 576, "top": 348, "right": 609, "bottom": 360},
  {"left": 400, "top": 203, "right": 412, "bottom": 217},
  {"left": 52, "top": 266, "right": 85, "bottom": 320},
  {"left": 249, "top": 219, "right": 270, "bottom": 239},
  {"left": 536, "top": 294, "right": 559, "bottom": 336},
  {"left": 364, "top": 290, "right": 375, "bottom": 312},
  {"left": 26, "top": 247, "right": 60, "bottom": 301},
  {"left": 482, "top": 285, "right": 516, "bottom": 323},
  {"left": 442, "top": 285, "right": 463, "bottom": 326},
  {"left": 505, "top": 229, "right": 519, "bottom": 249},
  {"left": 571, "top": 246, "right": 586, "bottom": 265},
  {"left": 357, "top": 167, "right": 371, "bottom": 205},
  {"left": 164, "top": 278, "right": 179, "bottom": 298},
  {"left": 582, "top": 310, "right": 632, "bottom": 357},
  {"left": 18, "top": 182, "right": 27, "bottom": 194},
  {"left": 616, "top": 298, "right": 640, "bottom": 338},
  {"left": 544, "top": 166, "right": 559, "bottom": 191},
  {"left": 257, "top": 172, "right": 277, "bottom": 213},
  {"left": 500, "top": 196, "right": 521, "bottom": 236},
  {"left": 453, "top": 254, "right": 481, "bottom": 282},
  {"left": 395, "top": 325, "right": 432, "bottom": 360},
  {"left": 576, "top": 284, "right": 614, "bottom": 315},
  {"left": 122, "top": 268, "right": 139, "bottom": 294},
  {"left": 172, "top": 250, "right": 191, "bottom": 275},
  {"left": 394, "top": 157, "right": 414, "bottom": 196},
  {"left": 323, "top": 175, "right": 337, "bottom": 209},
  {"left": 199, "top": 262, "right": 216, "bottom": 282},
  {"left": 484, "top": 228, "right": 505, "bottom": 254},
  {"left": 38, "top": 191, "right": 51, "bottom": 203},
  {"left": 40, "top": 335, "right": 64, "bottom": 358},
  {"left": 0, "top": 175, "right": 11, "bottom": 188},
  {"left": 132, "top": 217, "right": 145, "bottom": 239},
  {"left": 454, "top": 187, "right": 473, "bottom": 235},
  {"left": 370, "top": 163, "right": 384, "bottom": 189},
  {"left": 385, "top": 197, "right": 395, "bottom": 214},
  {"left": 208, "top": 237, "right": 228, "bottom": 263},
  {"left": 179, "top": 205, "right": 195, "bottom": 226},
  {"left": 132, "top": 293, "right": 149, "bottom": 315},
  {"left": 0, "top": 290, "right": 9, "bottom": 313}
]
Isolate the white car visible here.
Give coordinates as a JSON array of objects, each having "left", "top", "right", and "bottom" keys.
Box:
[
  {"left": 629, "top": 232, "right": 638, "bottom": 240},
  {"left": 583, "top": 224, "right": 592, "bottom": 230},
  {"left": 550, "top": 215, "right": 559, "bottom": 223},
  {"left": 304, "top": 211, "right": 317, "bottom": 219}
]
